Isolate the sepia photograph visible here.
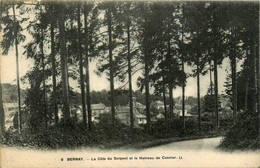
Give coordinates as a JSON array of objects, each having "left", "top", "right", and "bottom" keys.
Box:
[{"left": 0, "top": 0, "right": 259, "bottom": 167}]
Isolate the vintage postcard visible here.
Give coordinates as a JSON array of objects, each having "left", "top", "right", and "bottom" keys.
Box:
[{"left": 0, "top": 0, "right": 259, "bottom": 167}]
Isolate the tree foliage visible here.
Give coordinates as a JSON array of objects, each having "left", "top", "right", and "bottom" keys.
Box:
[{"left": 0, "top": 1, "right": 258, "bottom": 151}]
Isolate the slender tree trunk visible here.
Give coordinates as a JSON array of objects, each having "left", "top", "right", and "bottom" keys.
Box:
[
  {"left": 196, "top": 58, "right": 201, "bottom": 132},
  {"left": 252, "top": 2, "right": 259, "bottom": 114},
  {"left": 0, "top": 62, "right": 4, "bottom": 133},
  {"left": 0, "top": 67, "right": 4, "bottom": 133},
  {"left": 12, "top": 4, "right": 22, "bottom": 133},
  {"left": 181, "top": 21, "right": 185, "bottom": 131},
  {"left": 66, "top": 49, "right": 70, "bottom": 88},
  {"left": 107, "top": 8, "right": 115, "bottom": 126},
  {"left": 160, "top": 49, "right": 167, "bottom": 122},
  {"left": 40, "top": 27, "right": 47, "bottom": 128},
  {"left": 169, "top": 83, "right": 173, "bottom": 122},
  {"left": 255, "top": 36, "right": 259, "bottom": 114},
  {"left": 145, "top": 50, "right": 150, "bottom": 131},
  {"left": 66, "top": 46, "right": 70, "bottom": 96},
  {"left": 231, "top": 39, "right": 237, "bottom": 125},
  {"left": 127, "top": 16, "right": 134, "bottom": 129},
  {"left": 208, "top": 60, "right": 215, "bottom": 130},
  {"left": 0, "top": 83, "right": 4, "bottom": 133},
  {"left": 209, "top": 60, "right": 215, "bottom": 129},
  {"left": 144, "top": 17, "right": 151, "bottom": 131},
  {"left": 181, "top": 60, "right": 185, "bottom": 129},
  {"left": 50, "top": 4, "right": 58, "bottom": 124},
  {"left": 162, "top": 75, "right": 167, "bottom": 122},
  {"left": 209, "top": 60, "right": 214, "bottom": 124},
  {"left": 213, "top": 8, "right": 220, "bottom": 129},
  {"left": 214, "top": 53, "right": 219, "bottom": 128},
  {"left": 256, "top": 44, "right": 260, "bottom": 114},
  {"left": 84, "top": 5, "right": 92, "bottom": 130},
  {"left": 252, "top": 42, "right": 257, "bottom": 114},
  {"left": 209, "top": 61, "right": 213, "bottom": 96},
  {"left": 244, "top": 78, "right": 248, "bottom": 113},
  {"left": 0, "top": 2, "right": 5, "bottom": 134},
  {"left": 167, "top": 41, "right": 173, "bottom": 123},
  {"left": 77, "top": 4, "right": 87, "bottom": 125},
  {"left": 58, "top": 4, "right": 70, "bottom": 123},
  {"left": 85, "top": 48, "right": 91, "bottom": 129}
]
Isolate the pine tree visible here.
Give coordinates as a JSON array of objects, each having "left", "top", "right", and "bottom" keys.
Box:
[
  {"left": 58, "top": 3, "right": 70, "bottom": 123},
  {"left": 49, "top": 3, "right": 59, "bottom": 124},
  {"left": 1, "top": 2, "right": 27, "bottom": 133},
  {"left": 23, "top": 2, "right": 53, "bottom": 129},
  {"left": 83, "top": 2, "right": 98, "bottom": 130},
  {"left": 0, "top": 0, "right": 5, "bottom": 133},
  {"left": 136, "top": 2, "right": 156, "bottom": 131},
  {"left": 83, "top": 3, "right": 92, "bottom": 129},
  {"left": 107, "top": 3, "right": 115, "bottom": 126},
  {"left": 184, "top": 2, "right": 214, "bottom": 131},
  {"left": 77, "top": 3, "right": 87, "bottom": 125}
]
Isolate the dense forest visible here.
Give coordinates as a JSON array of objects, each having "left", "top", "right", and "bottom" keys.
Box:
[{"left": 0, "top": 1, "right": 259, "bottom": 150}]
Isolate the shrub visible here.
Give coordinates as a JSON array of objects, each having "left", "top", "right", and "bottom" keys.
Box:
[{"left": 218, "top": 112, "right": 259, "bottom": 151}]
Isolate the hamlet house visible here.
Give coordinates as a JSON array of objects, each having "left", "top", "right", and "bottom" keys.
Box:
[
  {"left": 116, "top": 98, "right": 148, "bottom": 128},
  {"left": 3, "top": 103, "right": 17, "bottom": 129},
  {"left": 73, "top": 103, "right": 107, "bottom": 123},
  {"left": 3, "top": 103, "right": 27, "bottom": 130},
  {"left": 116, "top": 106, "right": 147, "bottom": 127},
  {"left": 90, "top": 103, "right": 107, "bottom": 123}
]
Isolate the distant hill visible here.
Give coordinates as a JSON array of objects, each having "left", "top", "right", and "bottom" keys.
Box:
[{"left": 1, "top": 83, "right": 26, "bottom": 104}]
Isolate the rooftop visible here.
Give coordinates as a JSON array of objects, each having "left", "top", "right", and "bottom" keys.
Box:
[{"left": 91, "top": 103, "right": 106, "bottom": 110}]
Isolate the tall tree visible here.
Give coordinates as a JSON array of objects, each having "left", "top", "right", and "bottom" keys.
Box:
[
  {"left": 58, "top": 3, "right": 70, "bottom": 123},
  {"left": 230, "top": 26, "right": 237, "bottom": 125},
  {"left": 202, "top": 2, "right": 227, "bottom": 129},
  {"left": 83, "top": 2, "right": 98, "bottom": 130},
  {"left": 0, "top": 67, "right": 4, "bottom": 133},
  {"left": 178, "top": 2, "right": 189, "bottom": 130},
  {"left": 0, "top": 0, "right": 5, "bottom": 134},
  {"left": 221, "top": 2, "right": 258, "bottom": 122},
  {"left": 196, "top": 53, "right": 201, "bottom": 131},
  {"left": 146, "top": 2, "right": 186, "bottom": 125},
  {"left": 223, "top": 3, "right": 245, "bottom": 125},
  {"left": 125, "top": 3, "right": 134, "bottom": 129},
  {"left": 23, "top": 2, "right": 53, "bottom": 129},
  {"left": 50, "top": 3, "right": 58, "bottom": 124},
  {"left": 96, "top": 2, "right": 126, "bottom": 127},
  {"left": 210, "top": 3, "right": 226, "bottom": 129},
  {"left": 77, "top": 3, "right": 87, "bottom": 125},
  {"left": 40, "top": 25, "right": 47, "bottom": 128},
  {"left": 12, "top": 3, "right": 22, "bottom": 133},
  {"left": 134, "top": 2, "right": 155, "bottom": 131},
  {"left": 185, "top": 2, "right": 209, "bottom": 131},
  {"left": 83, "top": 4, "right": 92, "bottom": 129},
  {"left": 107, "top": 5, "right": 116, "bottom": 126},
  {"left": 140, "top": 3, "right": 154, "bottom": 131},
  {"left": 0, "top": 82, "right": 4, "bottom": 133},
  {"left": 112, "top": 2, "right": 140, "bottom": 129},
  {"left": 181, "top": 22, "right": 186, "bottom": 130},
  {"left": 1, "top": 2, "right": 26, "bottom": 133}
]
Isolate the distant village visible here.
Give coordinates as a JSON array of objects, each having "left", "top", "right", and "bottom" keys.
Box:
[{"left": 3, "top": 89, "right": 232, "bottom": 130}]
